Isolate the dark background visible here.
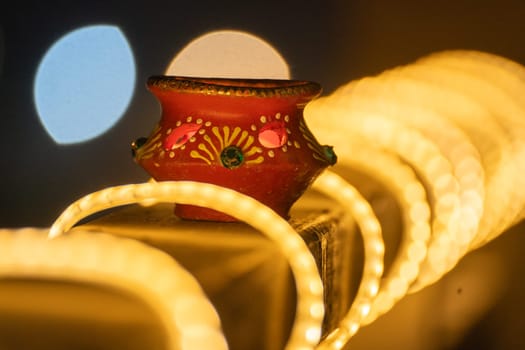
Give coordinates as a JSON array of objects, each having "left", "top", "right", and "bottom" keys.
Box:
[{"left": 1, "top": 1, "right": 525, "bottom": 349}]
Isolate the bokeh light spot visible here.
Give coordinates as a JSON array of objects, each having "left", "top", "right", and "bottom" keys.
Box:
[
  {"left": 34, "top": 25, "right": 136, "bottom": 144},
  {"left": 166, "top": 30, "right": 290, "bottom": 79}
]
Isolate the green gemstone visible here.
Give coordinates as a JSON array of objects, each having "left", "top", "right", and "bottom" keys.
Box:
[
  {"left": 220, "top": 146, "right": 244, "bottom": 169},
  {"left": 323, "top": 145, "right": 337, "bottom": 165}
]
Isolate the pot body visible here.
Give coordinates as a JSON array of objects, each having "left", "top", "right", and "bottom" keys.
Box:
[{"left": 133, "top": 76, "right": 336, "bottom": 221}]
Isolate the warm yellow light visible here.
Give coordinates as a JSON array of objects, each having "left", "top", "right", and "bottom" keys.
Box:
[
  {"left": 305, "top": 49, "right": 525, "bottom": 346},
  {"left": 303, "top": 115, "right": 433, "bottom": 325},
  {"left": 312, "top": 171, "right": 384, "bottom": 348},
  {"left": 3, "top": 49, "right": 525, "bottom": 350},
  {"left": 306, "top": 98, "right": 463, "bottom": 294},
  {"left": 416, "top": 51, "right": 525, "bottom": 245},
  {"left": 383, "top": 64, "right": 513, "bottom": 245},
  {"left": 47, "top": 181, "right": 324, "bottom": 350},
  {"left": 0, "top": 227, "right": 227, "bottom": 350}
]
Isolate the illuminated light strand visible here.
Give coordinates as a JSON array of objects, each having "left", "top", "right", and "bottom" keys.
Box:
[
  {"left": 401, "top": 60, "right": 523, "bottom": 228},
  {"left": 339, "top": 146, "right": 431, "bottom": 325},
  {"left": 350, "top": 141, "right": 431, "bottom": 324},
  {"left": 0, "top": 227, "right": 227, "bottom": 350},
  {"left": 310, "top": 133, "right": 431, "bottom": 325},
  {"left": 306, "top": 98, "right": 463, "bottom": 293},
  {"left": 329, "top": 78, "right": 485, "bottom": 277},
  {"left": 386, "top": 64, "right": 514, "bottom": 231},
  {"left": 369, "top": 77, "right": 484, "bottom": 287},
  {"left": 365, "top": 69, "right": 513, "bottom": 291},
  {"left": 312, "top": 171, "right": 384, "bottom": 349},
  {"left": 414, "top": 53, "right": 525, "bottom": 245},
  {"left": 5, "top": 49, "right": 525, "bottom": 350},
  {"left": 422, "top": 50, "right": 525, "bottom": 95},
  {"left": 48, "top": 181, "right": 324, "bottom": 350},
  {"left": 309, "top": 50, "right": 525, "bottom": 296}
]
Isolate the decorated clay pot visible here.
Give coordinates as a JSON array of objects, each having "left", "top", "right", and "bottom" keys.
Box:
[{"left": 132, "top": 76, "right": 337, "bottom": 221}]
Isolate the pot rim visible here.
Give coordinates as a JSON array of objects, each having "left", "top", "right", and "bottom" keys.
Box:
[{"left": 147, "top": 75, "right": 322, "bottom": 99}]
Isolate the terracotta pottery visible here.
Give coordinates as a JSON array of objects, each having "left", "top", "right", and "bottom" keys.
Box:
[{"left": 132, "top": 76, "right": 337, "bottom": 221}]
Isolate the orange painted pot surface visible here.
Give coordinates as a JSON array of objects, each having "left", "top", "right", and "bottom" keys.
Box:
[{"left": 133, "top": 76, "right": 337, "bottom": 221}]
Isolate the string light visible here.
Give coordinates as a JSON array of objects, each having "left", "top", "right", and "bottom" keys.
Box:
[
  {"left": 416, "top": 51, "right": 525, "bottom": 244},
  {"left": 47, "top": 181, "right": 325, "bottom": 350},
  {"left": 305, "top": 49, "right": 525, "bottom": 340},
  {"left": 391, "top": 63, "right": 518, "bottom": 249},
  {"left": 0, "top": 227, "right": 227, "bottom": 350},
  {"left": 329, "top": 81, "right": 485, "bottom": 288},
  {"left": 312, "top": 171, "right": 384, "bottom": 349},
  {"left": 2, "top": 49, "right": 525, "bottom": 350},
  {"left": 307, "top": 134, "right": 430, "bottom": 325},
  {"left": 306, "top": 96, "right": 464, "bottom": 293},
  {"left": 336, "top": 64, "right": 515, "bottom": 291}
]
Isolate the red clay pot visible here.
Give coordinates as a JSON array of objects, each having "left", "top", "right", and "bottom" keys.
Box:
[{"left": 132, "top": 76, "right": 337, "bottom": 221}]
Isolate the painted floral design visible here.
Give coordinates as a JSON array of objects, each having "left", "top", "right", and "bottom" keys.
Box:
[{"left": 134, "top": 111, "right": 334, "bottom": 169}]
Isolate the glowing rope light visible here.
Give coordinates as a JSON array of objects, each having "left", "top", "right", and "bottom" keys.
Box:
[
  {"left": 415, "top": 53, "right": 525, "bottom": 244},
  {"left": 332, "top": 144, "right": 431, "bottom": 325},
  {"left": 48, "top": 181, "right": 324, "bottom": 350},
  {"left": 329, "top": 77, "right": 485, "bottom": 248},
  {"left": 306, "top": 97, "right": 462, "bottom": 293},
  {"left": 332, "top": 77, "right": 485, "bottom": 225},
  {"left": 308, "top": 50, "right": 525, "bottom": 298},
  {"left": 385, "top": 67, "right": 515, "bottom": 270},
  {"left": 423, "top": 50, "right": 525, "bottom": 92},
  {"left": 399, "top": 64, "right": 517, "bottom": 207},
  {"left": 342, "top": 75, "right": 487, "bottom": 290},
  {"left": 34, "top": 25, "right": 135, "bottom": 144},
  {"left": 359, "top": 69, "right": 510, "bottom": 291},
  {"left": 333, "top": 138, "right": 431, "bottom": 324},
  {"left": 0, "top": 228, "right": 227, "bottom": 350},
  {"left": 4, "top": 48, "right": 525, "bottom": 350},
  {"left": 312, "top": 171, "right": 384, "bottom": 349},
  {"left": 392, "top": 69, "right": 509, "bottom": 199}
]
